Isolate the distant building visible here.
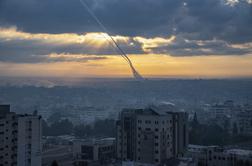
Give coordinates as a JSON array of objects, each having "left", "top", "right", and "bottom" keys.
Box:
[
  {"left": 187, "top": 144, "right": 252, "bottom": 166},
  {"left": 208, "top": 100, "right": 234, "bottom": 119},
  {"left": 197, "top": 100, "right": 235, "bottom": 125},
  {"left": 230, "top": 104, "right": 252, "bottom": 136},
  {"left": 197, "top": 101, "right": 252, "bottom": 136},
  {"left": 0, "top": 105, "right": 42, "bottom": 166},
  {"left": 73, "top": 138, "right": 115, "bottom": 166},
  {"left": 121, "top": 157, "right": 196, "bottom": 166},
  {"left": 116, "top": 107, "right": 188, "bottom": 165}
]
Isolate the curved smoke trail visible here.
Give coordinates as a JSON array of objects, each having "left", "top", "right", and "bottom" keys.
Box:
[{"left": 79, "top": 0, "right": 143, "bottom": 80}]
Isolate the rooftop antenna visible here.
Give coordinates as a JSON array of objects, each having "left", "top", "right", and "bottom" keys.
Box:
[{"left": 79, "top": 0, "right": 144, "bottom": 80}]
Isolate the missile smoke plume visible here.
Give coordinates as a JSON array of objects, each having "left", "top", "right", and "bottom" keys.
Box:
[{"left": 79, "top": 0, "right": 143, "bottom": 80}]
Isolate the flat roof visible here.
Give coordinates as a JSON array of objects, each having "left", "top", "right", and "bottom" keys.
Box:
[{"left": 226, "top": 149, "right": 252, "bottom": 156}]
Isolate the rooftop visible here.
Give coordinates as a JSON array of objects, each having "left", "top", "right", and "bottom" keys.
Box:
[
  {"left": 74, "top": 137, "right": 116, "bottom": 146},
  {"left": 226, "top": 149, "right": 252, "bottom": 156}
]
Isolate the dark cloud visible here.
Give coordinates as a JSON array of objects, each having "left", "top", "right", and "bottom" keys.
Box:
[
  {"left": 0, "top": 31, "right": 144, "bottom": 63},
  {"left": 182, "top": 0, "right": 252, "bottom": 43},
  {"left": 149, "top": 35, "right": 252, "bottom": 56},
  {"left": 0, "top": 30, "right": 250, "bottom": 64},
  {"left": 0, "top": 0, "right": 252, "bottom": 61},
  {"left": 0, "top": 0, "right": 251, "bottom": 42}
]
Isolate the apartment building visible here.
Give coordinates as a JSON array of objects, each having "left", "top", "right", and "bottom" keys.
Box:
[
  {"left": 116, "top": 107, "right": 188, "bottom": 165},
  {"left": 0, "top": 105, "right": 42, "bottom": 166}
]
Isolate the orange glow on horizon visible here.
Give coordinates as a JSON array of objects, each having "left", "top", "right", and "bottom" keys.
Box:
[{"left": 1, "top": 54, "right": 252, "bottom": 78}]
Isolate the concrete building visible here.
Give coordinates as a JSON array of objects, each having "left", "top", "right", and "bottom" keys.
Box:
[
  {"left": 187, "top": 144, "right": 252, "bottom": 166},
  {"left": 198, "top": 101, "right": 252, "bottom": 135},
  {"left": 0, "top": 105, "right": 42, "bottom": 166},
  {"left": 116, "top": 107, "right": 188, "bottom": 165},
  {"left": 208, "top": 100, "right": 234, "bottom": 119},
  {"left": 230, "top": 104, "right": 252, "bottom": 136},
  {"left": 121, "top": 157, "right": 196, "bottom": 166},
  {"left": 73, "top": 138, "right": 116, "bottom": 166}
]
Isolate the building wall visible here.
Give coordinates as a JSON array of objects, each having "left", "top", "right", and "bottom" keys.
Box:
[
  {"left": 116, "top": 108, "right": 188, "bottom": 165},
  {"left": 0, "top": 106, "right": 18, "bottom": 166},
  {"left": 73, "top": 138, "right": 115, "bottom": 166},
  {"left": 17, "top": 116, "right": 42, "bottom": 166},
  {"left": 187, "top": 145, "right": 252, "bottom": 166},
  {"left": 0, "top": 105, "right": 42, "bottom": 166},
  {"left": 136, "top": 115, "right": 174, "bottom": 164}
]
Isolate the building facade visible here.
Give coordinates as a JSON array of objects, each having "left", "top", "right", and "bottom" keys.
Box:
[
  {"left": 116, "top": 108, "right": 188, "bottom": 165},
  {"left": 0, "top": 105, "right": 42, "bottom": 166},
  {"left": 73, "top": 138, "right": 115, "bottom": 166},
  {"left": 230, "top": 104, "right": 252, "bottom": 136},
  {"left": 187, "top": 145, "right": 252, "bottom": 166}
]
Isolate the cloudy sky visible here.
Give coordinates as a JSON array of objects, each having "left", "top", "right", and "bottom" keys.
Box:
[{"left": 0, "top": 0, "right": 252, "bottom": 78}]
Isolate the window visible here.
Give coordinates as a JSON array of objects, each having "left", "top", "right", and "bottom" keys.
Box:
[
  {"left": 155, "top": 128, "right": 159, "bottom": 132},
  {"left": 155, "top": 143, "right": 159, "bottom": 146},
  {"left": 145, "top": 120, "right": 151, "bottom": 124},
  {"left": 155, "top": 136, "right": 159, "bottom": 139},
  {"left": 155, "top": 150, "right": 159, "bottom": 154},
  {"left": 155, "top": 159, "right": 159, "bottom": 162}
]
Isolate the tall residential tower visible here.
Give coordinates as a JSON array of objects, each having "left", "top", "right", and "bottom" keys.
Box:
[
  {"left": 0, "top": 105, "right": 42, "bottom": 166},
  {"left": 116, "top": 107, "right": 188, "bottom": 165}
]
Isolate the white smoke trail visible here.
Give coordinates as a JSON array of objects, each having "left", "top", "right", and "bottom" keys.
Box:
[{"left": 79, "top": 0, "right": 143, "bottom": 80}]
